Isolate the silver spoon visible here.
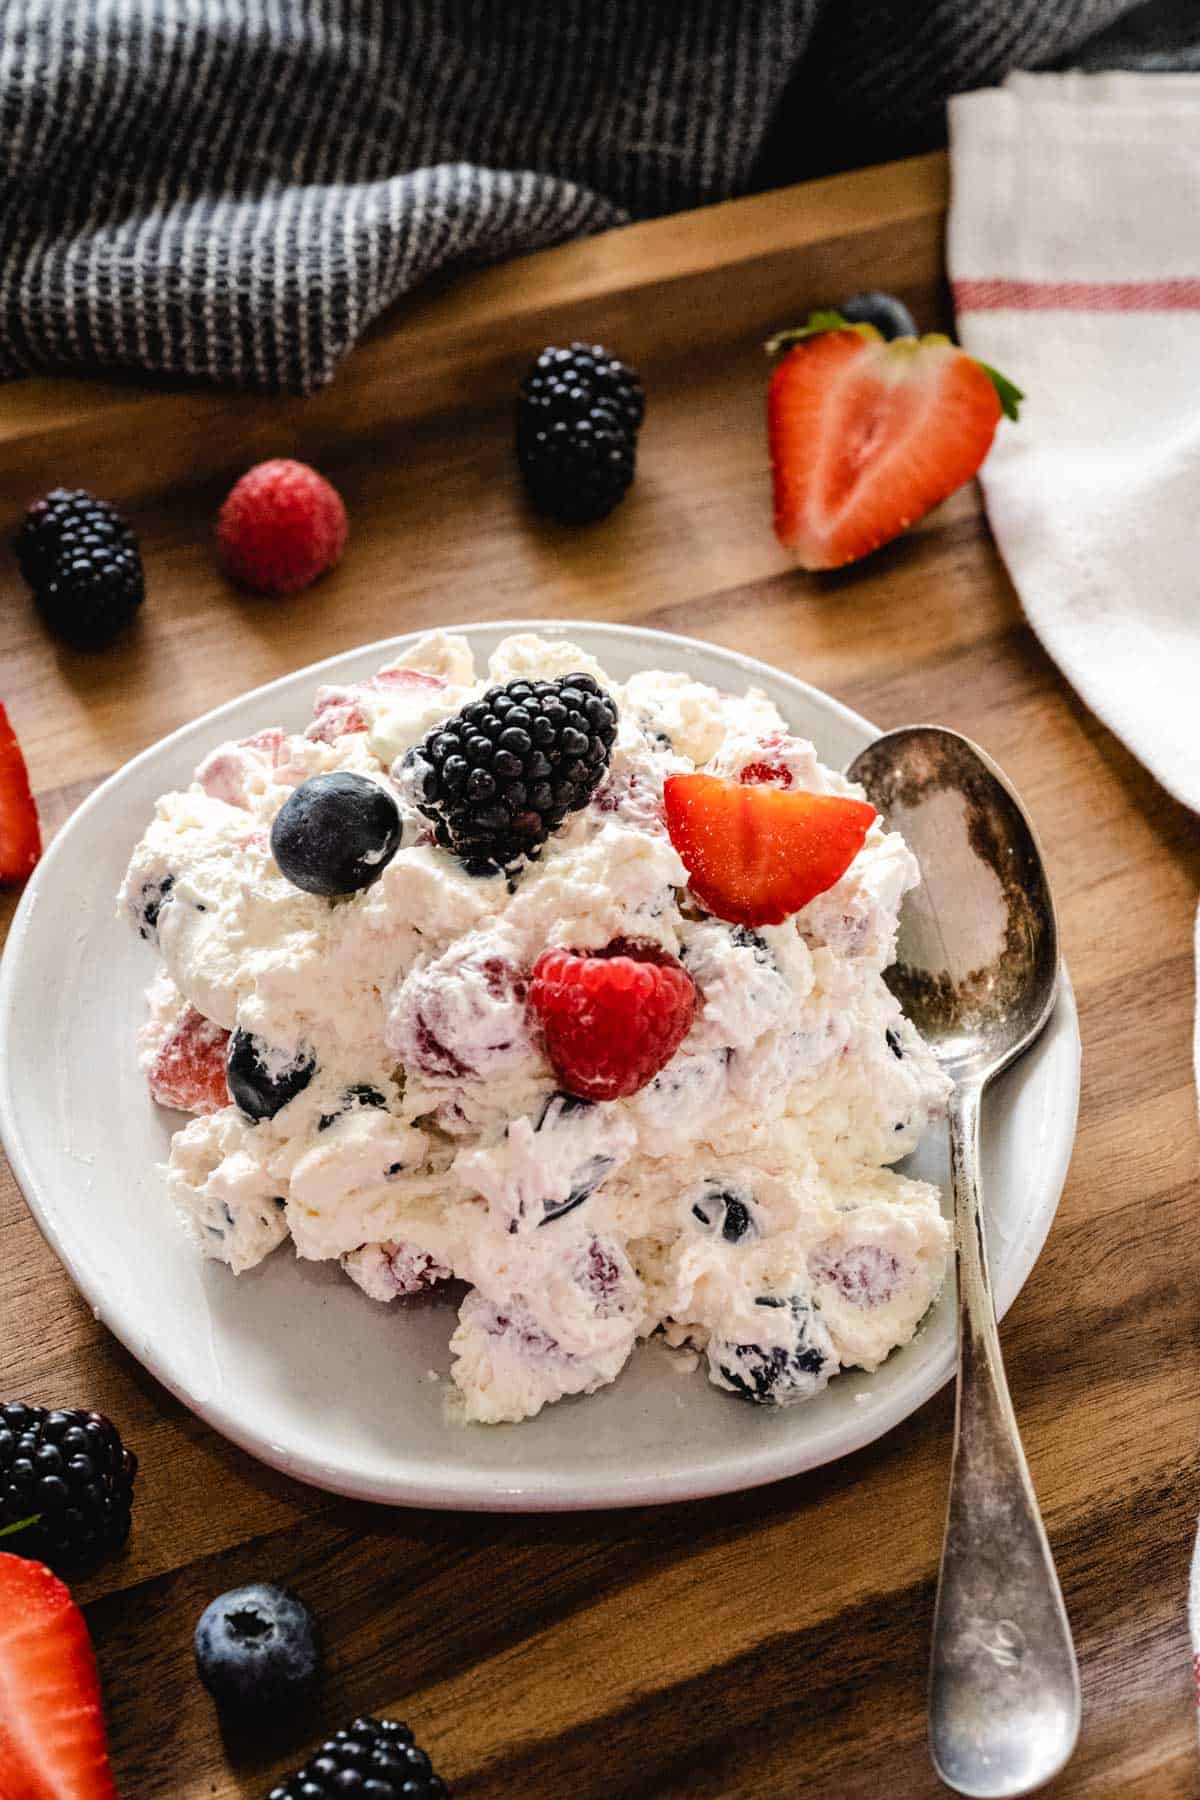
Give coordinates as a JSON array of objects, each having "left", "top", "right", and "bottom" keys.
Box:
[{"left": 846, "top": 726, "right": 1080, "bottom": 1800}]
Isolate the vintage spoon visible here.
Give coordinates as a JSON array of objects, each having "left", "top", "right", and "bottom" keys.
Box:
[{"left": 845, "top": 726, "right": 1080, "bottom": 1799}]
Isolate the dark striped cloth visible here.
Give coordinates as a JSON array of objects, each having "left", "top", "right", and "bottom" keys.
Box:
[{"left": 1, "top": 0, "right": 1196, "bottom": 394}]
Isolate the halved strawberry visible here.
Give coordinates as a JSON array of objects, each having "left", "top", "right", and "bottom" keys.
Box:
[
  {"left": 767, "top": 314, "right": 1021, "bottom": 570},
  {"left": 664, "top": 773, "right": 876, "bottom": 927},
  {"left": 148, "top": 1006, "right": 231, "bottom": 1114},
  {"left": 0, "top": 1554, "right": 117, "bottom": 1799},
  {"left": 0, "top": 704, "right": 41, "bottom": 886}
]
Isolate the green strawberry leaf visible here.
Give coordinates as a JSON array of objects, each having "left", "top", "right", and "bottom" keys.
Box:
[
  {"left": 0, "top": 1514, "right": 39, "bottom": 1541},
  {"left": 978, "top": 361, "right": 1024, "bottom": 422},
  {"left": 765, "top": 311, "right": 878, "bottom": 355}
]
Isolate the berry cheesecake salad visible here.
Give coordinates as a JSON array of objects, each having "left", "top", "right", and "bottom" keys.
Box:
[{"left": 119, "top": 631, "right": 951, "bottom": 1424}]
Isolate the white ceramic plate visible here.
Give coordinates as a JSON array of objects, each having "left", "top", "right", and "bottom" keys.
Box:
[{"left": 0, "top": 622, "right": 1080, "bottom": 1510}]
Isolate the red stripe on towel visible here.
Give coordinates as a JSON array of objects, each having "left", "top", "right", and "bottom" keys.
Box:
[{"left": 954, "top": 278, "right": 1200, "bottom": 312}]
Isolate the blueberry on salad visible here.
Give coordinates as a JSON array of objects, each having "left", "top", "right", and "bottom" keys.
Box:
[
  {"left": 194, "top": 1582, "right": 319, "bottom": 1713},
  {"left": 271, "top": 771, "right": 401, "bottom": 897},
  {"left": 709, "top": 1296, "right": 838, "bottom": 1405},
  {"left": 226, "top": 1029, "right": 315, "bottom": 1121}
]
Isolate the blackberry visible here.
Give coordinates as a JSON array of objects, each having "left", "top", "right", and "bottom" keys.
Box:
[
  {"left": 411, "top": 673, "right": 618, "bottom": 874},
  {"left": 0, "top": 1402, "right": 136, "bottom": 1568},
  {"left": 516, "top": 341, "right": 645, "bottom": 524},
  {"left": 15, "top": 488, "right": 144, "bottom": 648},
  {"left": 269, "top": 1716, "right": 449, "bottom": 1799}
]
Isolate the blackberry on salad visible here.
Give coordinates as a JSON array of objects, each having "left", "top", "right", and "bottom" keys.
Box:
[{"left": 410, "top": 672, "right": 617, "bottom": 874}]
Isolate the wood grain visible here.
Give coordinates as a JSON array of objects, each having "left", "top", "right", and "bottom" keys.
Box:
[{"left": 1, "top": 150, "right": 1196, "bottom": 1799}]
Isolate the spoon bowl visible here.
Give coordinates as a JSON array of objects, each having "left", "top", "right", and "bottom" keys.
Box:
[
  {"left": 847, "top": 725, "right": 1081, "bottom": 1800},
  {"left": 848, "top": 726, "right": 1059, "bottom": 1078}
]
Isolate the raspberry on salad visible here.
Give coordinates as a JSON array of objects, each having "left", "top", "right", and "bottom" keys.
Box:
[
  {"left": 529, "top": 940, "right": 696, "bottom": 1102},
  {"left": 216, "top": 458, "right": 347, "bottom": 596}
]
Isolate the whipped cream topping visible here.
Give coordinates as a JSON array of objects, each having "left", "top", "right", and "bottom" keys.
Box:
[{"left": 119, "top": 632, "right": 952, "bottom": 1423}]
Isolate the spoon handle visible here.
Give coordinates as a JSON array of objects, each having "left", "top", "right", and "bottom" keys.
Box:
[{"left": 929, "top": 1080, "right": 1080, "bottom": 1799}]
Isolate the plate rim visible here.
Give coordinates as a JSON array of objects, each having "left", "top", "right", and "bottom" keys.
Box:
[{"left": 0, "top": 619, "right": 1081, "bottom": 1510}]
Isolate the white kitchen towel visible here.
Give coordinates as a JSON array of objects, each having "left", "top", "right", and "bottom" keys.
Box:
[
  {"left": 950, "top": 70, "right": 1200, "bottom": 1740},
  {"left": 948, "top": 71, "right": 1200, "bottom": 815}
]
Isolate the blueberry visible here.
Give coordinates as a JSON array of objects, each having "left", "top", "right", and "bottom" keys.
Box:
[
  {"left": 194, "top": 1582, "right": 319, "bottom": 1714},
  {"left": 318, "top": 1083, "right": 387, "bottom": 1131},
  {"left": 227, "top": 1029, "right": 315, "bottom": 1121},
  {"left": 536, "top": 1090, "right": 595, "bottom": 1128},
  {"left": 729, "top": 924, "right": 772, "bottom": 963},
  {"left": 709, "top": 1296, "right": 838, "bottom": 1406},
  {"left": 839, "top": 291, "right": 917, "bottom": 341},
  {"left": 534, "top": 1093, "right": 612, "bottom": 1224},
  {"left": 135, "top": 873, "right": 174, "bottom": 942},
  {"left": 271, "top": 772, "right": 401, "bottom": 897},
  {"left": 540, "top": 1154, "right": 615, "bottom": 1225},
  {"left": 691, "top": 1184, "right": 756, "bottom": 1242},
  {"left": 721, "top": 1196, "right": 754, "bottom": 1243}
]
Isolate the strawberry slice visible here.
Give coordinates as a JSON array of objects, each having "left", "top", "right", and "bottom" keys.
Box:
[
  {"left": 0, "top": 704, "right": 41, "bottom": 886},
  {"left": 148, "top": 1006, "right": 231, "bottom": 1114},
  {"left": 767, "top": 315, "right": 1021, "bottom": 570},
  {"left": 664, "top": 773, "right": 876, "bottom": 927},
  {"left": 0, "top": 1554, "right": 117, "bottom": 1799}
]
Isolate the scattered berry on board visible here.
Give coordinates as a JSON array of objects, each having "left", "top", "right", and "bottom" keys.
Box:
[
  {"left": 271, "top": 770, "right": 402, "bottom": 896},
  {"left": 0, "top": 1402, "right": 137, "bottom": 1570},
  {"left": 268, "top": 1715, "right": 449, "bottom": 1799},
  {"left": 216, "top": 458, "right": 348, "bottom": 596},
  {"left": 516, "top": 341, "right": 644, "bottom": 523},
  {"left": 663, "top": 773, "right": 876, "bottom": 927},
  {"left": 194, "top": 1582, "right": 320, "bottom": 1714},
  {"left": 837, "top": 290, "right": 917, "bottom": 340},
  {"left": 14, "top": 487, "right": 144, "bottom": 648},
  {"left": 530, "top": 940, "right": 697, "bottom": 1102},
  {"left": 765, "top": 311, "right": 1022, "bottom": 569},
  {"left": 0, "top": 701, "right": 41, "bottom": 885},
  {"left": 0, "top": 1553, "right": 118, "bottom": 1797},
  {"left": 410, "top": 673, "right": 617, "bottom": 875}
]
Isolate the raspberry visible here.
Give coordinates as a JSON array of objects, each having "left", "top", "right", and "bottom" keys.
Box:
[
  {"left": 148, "top": 1007, "right": 231, "bottom": 1114},
  {"left": 529, "top": 941, "right": 696, "bottom": 1102},
  {"left": 216, "top": 459, "right": 347, "bottom": 596},
  {"left": 739, "top": 760, "right": 793, "bottom": 787}
]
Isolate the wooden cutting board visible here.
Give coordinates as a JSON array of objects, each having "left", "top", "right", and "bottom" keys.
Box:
[{"left": 1, "top": 151, "right": 1196, "bottom": 1800}]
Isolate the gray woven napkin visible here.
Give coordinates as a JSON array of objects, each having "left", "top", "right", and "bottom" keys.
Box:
[{"left": 1, "top": 0, "right": 1196, "bottom": 395}]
